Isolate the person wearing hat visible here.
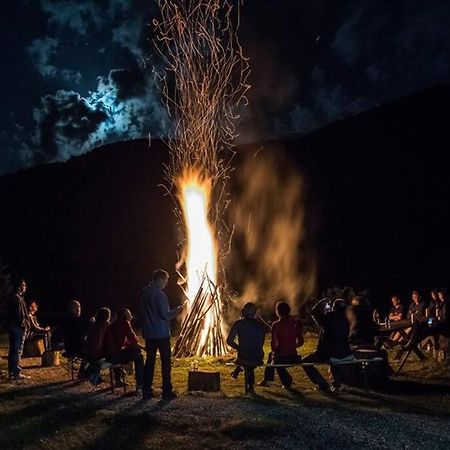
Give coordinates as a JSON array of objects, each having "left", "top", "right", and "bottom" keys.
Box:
[
  {"left": 103, "top": 308, "right": 144, "bottom": 391},
  {"left": 226, "top": 302, "right": 269, "bottom": 394}
]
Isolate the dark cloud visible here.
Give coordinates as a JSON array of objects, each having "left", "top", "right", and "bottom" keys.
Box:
[
  {"left": 40, "top": 0, "right": 104, "bottom": 34},
  {"left": 27, "top": 36, "right": 82, "bottom": 83},
  {"left": 30, "top": 68, "right": 168, "bottom": 164},
  {"left": 109, "top": 68, "right": 146, "bottom": 100},
  {"left": 32, "top": 90, "right": 107, "bottom": 163}
]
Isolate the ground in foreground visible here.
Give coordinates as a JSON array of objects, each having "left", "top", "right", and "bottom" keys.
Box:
[{"left": 1, "top": 336, "right": 450, "bottom": 449}]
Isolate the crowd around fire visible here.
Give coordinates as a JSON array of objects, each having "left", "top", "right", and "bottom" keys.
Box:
[{"left": 4, "top": 271, "right": 449, "bottom": 398}]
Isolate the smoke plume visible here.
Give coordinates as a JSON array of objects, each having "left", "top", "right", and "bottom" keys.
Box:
[{"left": 226, "top": 144, "right": 316, "bottom": 314}]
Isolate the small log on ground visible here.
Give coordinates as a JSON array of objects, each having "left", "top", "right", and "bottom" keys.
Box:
[
  {"left": 187, "top": 370, "right": 221, "bottom": 392},
  {"left": 23, "top": 339, "right": 45, "bottom": 357},
  {"left": 41, "top": 350, "right": 61, "bottom": 367}
]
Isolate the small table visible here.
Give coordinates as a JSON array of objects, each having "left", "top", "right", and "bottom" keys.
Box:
[{"left": 376, "top": 319, "right": 427, "bottom": 375}]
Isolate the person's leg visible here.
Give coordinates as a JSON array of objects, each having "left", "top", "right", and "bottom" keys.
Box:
[
  {"left": 244, "top": 366, "right": 255, "bottom": 393},
  {"left": 301, "top": 353, "right": 329, "bottom": 390},
  {"left": 329, "top": 365, "right": 341, "bottom": 389},
  {"left": 143, "top": 340, "right": 158, "bottom": 397},
  {"left": 131, "top": 347, "right": 144, "bottom": 388},
  {"left": 8, "top": 327, "right": 23, "bottom": 376},
  {"left": 274, "top": 355, "right": 295, "bottom": 388},
  {"left": 158, "top": 338, "right": 173, "bottom": 396},
  {"left": 108, "top": 353, "right": 123, "bottom": 383},
  {"left": 277, "top": 367, "right": 293, "bottom": 388},
  {"left": 9, "top": 327, "right": 26, "bottom": 377},
  {"left": 262, "top": 352, "right": 275, "bottom": 383},
  {"left": 44, "top": 332, "right": 51, "bottom": 351}
]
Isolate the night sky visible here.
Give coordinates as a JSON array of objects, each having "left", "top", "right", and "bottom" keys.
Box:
[{"left": 1, "top": 0, "right": 449, "bottom": 176}]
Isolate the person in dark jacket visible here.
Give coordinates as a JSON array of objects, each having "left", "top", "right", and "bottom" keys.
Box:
[
  {"left": 259, "top": 301, "right": 303, "bottom": 389},
  {"left": 303, "top": 298, "right": 353, "bottom": 391},
  {"left": 62, "top": 300, "right": 90, "bottom": 355},
  {"left": 388, "top": 296, "right": 404, "bottom": 322},
  {"left": 407, "top": 290, "right": 426, "bottom": 319},
  {"left": 140, "top": 269, "right": 183, "bottom": 400},
  {"left": 86, "top": 307, "right": 111, "bottom": 360},
  {"left": 62, "top": 300, "right": 91, "bottom": 378},
  {"left": 103, "top": 308, "right": 144, "bottom": 391},
  {"left": 7, "top": 278, "right": 30, "bottom": 380},
  {"left": 227, "top": 302, "right": 268, "bottom": 394},
  {"left": 346, "top": 296, "right": 377, "bottom": 348},
  {"left": 428, "top": 290, "right": 440, "bottom": 317}
]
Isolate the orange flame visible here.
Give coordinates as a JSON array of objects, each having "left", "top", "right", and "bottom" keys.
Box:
[
  {"left": 177, "top": 168, "right": 222, "bottom": 350},
  {"left": 178, "top": 169, "right": 218, "bottom": 299}
]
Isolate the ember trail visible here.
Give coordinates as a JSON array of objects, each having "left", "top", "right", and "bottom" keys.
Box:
[{"left": 154, "top": 0, "right": 250, "bottom": 356}]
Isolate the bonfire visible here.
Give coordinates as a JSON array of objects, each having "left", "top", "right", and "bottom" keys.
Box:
[{"left": 153, "top": 0, "right": 250, "bottom": 356}]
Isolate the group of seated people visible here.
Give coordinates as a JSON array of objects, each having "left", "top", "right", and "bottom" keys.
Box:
[
  {"left": 61, "top": 300, "right": 144, "bottom": 388},
  {"left": 19, "top": 298, "right": 143, "bottom": 387},
  {"left": 226, "top": 289, "right": 450, "bottom": 394},
  {"left": 7, "top": 270, "right": 180, "bottom": 399},
  {"left": 387, "top": 289, "right": 448, "bottom": 322},
  {"left": 385, "top": 289, "right": 450, "bottom": 354},
  {"left": 226, "top": 295, "right": 381, "bottom": 394}
]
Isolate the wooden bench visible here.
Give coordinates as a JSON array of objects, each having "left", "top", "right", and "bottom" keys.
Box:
[
  {"left": 62, "top": 354, "right": 127, "bottom": 393},
  {"left": 227, "top": 357, "right": 384, "bottom": 392},
  {"left": 98, "top": 360, "right": 127, "bottom": 393}
]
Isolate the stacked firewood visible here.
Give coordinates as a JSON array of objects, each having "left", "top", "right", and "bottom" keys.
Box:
[{"left": 173, "top": 272, "right": 228, "bottom": 357}]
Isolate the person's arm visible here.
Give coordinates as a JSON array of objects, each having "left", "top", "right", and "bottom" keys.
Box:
[
  {"left": 311, "top": 300, "right": 326, "bottom": 326},
  {"left": 156, "top": 291, "right": 180, "bottom": 321},
  {"left": 407, "top": 304, "right": 413, "bottom": 317},
  {"left": 30, "top": 314, "right": 47, "bottom": 333},
  {"left": 388, "top": 308, "right": 396, "bottom": 321},
  {"left": 418, "top": 302, "right": 426, "bottom": 317},
  {"left": 226, "top": 322, "right": 239, "bottom": 351},
  {"left": 256, "top": 314, "right": 270, "bottom": 332},
  {"left": 8, "top": 295, "right": 21, "bottom": 326},
  {"left": 296, "top": 320, "right": 304, "bottom": 348},
  {"left": 124, "top": 321, "right": 139, "bottom": 347},
  {"left": 271, "top": 323, "right": 278, "bottom": 352}
]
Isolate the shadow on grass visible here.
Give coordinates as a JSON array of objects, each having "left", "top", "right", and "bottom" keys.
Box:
[
  {"left": 341, "top": 379, "right": 450, "bottom": 417},
  {"left": 0, "top": 380, "right": 72, "bottom": 401},
  {"left": 219, "top": 417, "right": 291, "bottom": 441},
  {"left": 0, "top": 382, "right": 133, "bottom": 448},
  {"left": 85, "top": 406, "right": 161, "bottom": 450},
  {"left": 0, "top": 394, "right": 99, "bottom": 447}
]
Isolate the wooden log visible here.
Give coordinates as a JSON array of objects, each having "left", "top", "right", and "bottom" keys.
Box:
[
  {"left": 23, "top": 339, "right": 45, "bottom": 357},
  {"left": 187, "top": 370, "right": 221, "bottom": 392},
  {"left": 41, "top": 350, "right": 61, "bottom": 367}
]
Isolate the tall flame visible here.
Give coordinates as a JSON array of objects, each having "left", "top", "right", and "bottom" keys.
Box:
[
  {"left": 176, "top": 168, "right": 224, "bottom": 353},
  {"left": 179, "top": 170, "right": 218, "bottom": 300}
]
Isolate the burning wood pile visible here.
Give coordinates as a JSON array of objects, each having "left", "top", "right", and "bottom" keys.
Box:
[{"left": 173, "top": 270, "right": 227, "bottom": 357}]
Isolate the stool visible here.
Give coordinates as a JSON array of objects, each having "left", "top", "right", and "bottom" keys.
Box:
[
  {"left": 62, "top": 353, "right": 85, "bottom": 380},
  {"left": 102, "top": 362, "right": 127, "bottom": 393}
]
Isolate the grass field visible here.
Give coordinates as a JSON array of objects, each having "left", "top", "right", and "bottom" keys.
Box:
[{"left": 1, "top": 333, "right": 450, "bottom": 449}]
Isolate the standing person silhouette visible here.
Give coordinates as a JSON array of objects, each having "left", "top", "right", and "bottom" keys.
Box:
[
  {"left": 7, "top": 278, "right": 30, "bottom": 380},
  {"left": 140, "top": 270, "right": 183, "bottom": 400}
]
